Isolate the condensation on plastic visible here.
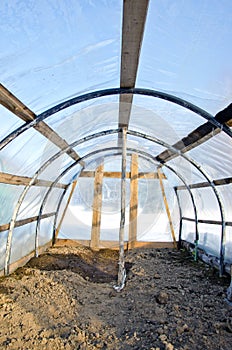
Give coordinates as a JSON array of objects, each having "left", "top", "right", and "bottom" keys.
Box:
[
  {"left": 0, "top": 184, "right": 24, "bottom": 225},
  {"left": 191, "top": 188, "right": 221, "bottom": 221},
  {"left": 216, "top": 184, "right": 232, "bottom": 222},
  {"left": 225, "top": 227, "right": 232, "bottom": 263},
  {"left": 39, "top": 217, "right": 55, "bottom": 246},
  {"left": 137, "top": 179, "right": 179, "bottom": 242},
  {"left": 137, "top": 0, "right": 232, "bottom": 115},
  {"left": 0, "top": 127, "right": 60, "bottom": 177},
  {"left": 0, "top": 105, "right": 24, "bottom": 141},
  {"left": 10, "top": 222, "right": 36, "bottom": 264},
  {"left": 129, "top": 96, "right": 206, "bottom": 145},
  {"left": 0, "top": 0, "right": 122, "bottom": 113},
  {"left": 43, "top": 188, "right": 66, "bottom": 214},
  {"left": 17, "top": 186, "right": 48, "bottom": 220},
  {"left": 176, "top": 190, "right": 195, "bottom": 219},
  {"left": 188, "top": 132, "right": 232, "bottom": 180},
  {"left": 0, "top": 231, "right": 7, "bottom": 270},
  {"left": 58, "top": 177, "right": 94, "bottom": 241}
]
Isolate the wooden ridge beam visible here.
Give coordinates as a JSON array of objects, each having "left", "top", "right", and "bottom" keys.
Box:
[
  {"left": 0, "top": 171, "right": 67, "bottom": 189},
  {"left": 0, "top": 212, "right": 55, "bottom": 232},
  {"left": 119, "top": 0, "right": 149, "bottom": 127},
  {"left": 0, "top": 83, "right": 81, "bottom": 162},
  {"left": 156, "top": 103, "right": 232, "bottom": 163},
  {"left": 175, "top": 176, "right": 232, "bottom": 190}
]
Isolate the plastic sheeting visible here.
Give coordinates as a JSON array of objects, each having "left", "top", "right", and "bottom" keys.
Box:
[{"left": 0, "top": 0, "right": 232, "bottom": 270}]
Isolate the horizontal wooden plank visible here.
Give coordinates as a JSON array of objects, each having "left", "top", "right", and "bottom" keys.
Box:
[
  {"left": 175, "top": 176, "right": 232, "bottom": 190},
  {"left": 79, "top": 171, "right": 166, "bottom": 179},
  {"left": 0, "top": 212, "right": 56, "bottom": 232},
  {"left": 0, "top": 171, "right": 67, "bottom": 189}
]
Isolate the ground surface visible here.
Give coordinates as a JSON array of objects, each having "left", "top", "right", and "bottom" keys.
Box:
[{"left": 0, "top": 245, "right": 231, "bottom": 350}]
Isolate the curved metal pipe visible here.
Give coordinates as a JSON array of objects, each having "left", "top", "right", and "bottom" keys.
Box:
[
  {"left": 39, "top": 147, "right": 198, "bottom": 255},
  {"left": 127, "top": 130, "right": 226, "bottom": 274},
  {"left": 1, "top": 87, "right": 231, "bottom": 151},
  {"left": 4, "top": 128, "right": 225, "bottom": 274},
  {"left": 174, "top": 188, "right": 183, "bottom": 249}
]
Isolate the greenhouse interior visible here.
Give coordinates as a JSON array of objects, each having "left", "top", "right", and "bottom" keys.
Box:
[{"left": 0, "top": 1, "right": 232, "bottom": 349}]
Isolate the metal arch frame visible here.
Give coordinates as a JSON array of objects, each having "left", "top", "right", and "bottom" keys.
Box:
[
  {"left": 4, "top": 128, "right": 226, "bottom": 274},
  {"left": 127, "top": 129, "right": 226, "bottom": 275},
  {"left": 37, "top": 147, "right": 198, "bottom": 253},
  {"left": 50, "top": 151, "right": 194, "bottom": 245},
  {"left": 174, "top": 188, "right": 183, "bottom": 249},
  {"left": 1, "top": 87, "right": 232, "bottom": 152},
  {"left": 3, "top": 129, "right": 119, "bottom": 274}
]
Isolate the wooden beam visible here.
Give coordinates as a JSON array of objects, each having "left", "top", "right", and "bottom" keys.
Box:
[
  {"left": 156, "top": 103, "right": 232, "bottom": 163},
  {"left": 54, "top": 180, "right": 78, "bottom": 243},
  {"left": 158, "top": 168, "right": 177, "bottom": 248},
  {"left": 0, "top": 212, "right": 55, "bottom": 232},
  {"left": 0, "top": 83, "right": 82, "bottom": 163},
  {"left": 129, "top": 154, "right": 138, "bottom": 246},
  {"left": 0, "top": 171, "right": 67, "bottom": 189},
  {"left": 119, "top": 0, "right": 149, "bottom": 127},
  {"left": 79, "top": 170, "right": 166, "bottom": 179},
  {"left": 175, "top": 176, "right": 232, "bottom": 190},
  {"left": 90, "top": 163, "right": 104, "bottom": 250}
]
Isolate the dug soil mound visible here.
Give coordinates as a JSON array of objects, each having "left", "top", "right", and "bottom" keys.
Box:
[{"left": 0, "top": 246, "right": 231, "bottom": 349}]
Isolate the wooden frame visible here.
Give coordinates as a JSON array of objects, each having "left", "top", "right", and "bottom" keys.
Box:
[
  {"left": 129, "top": 153, "right": 138, "bottom": 246},
  {"left": 90, "top": 163, "right": 104, "bottom": 250},
  {"left": 0, "top": 83, "right": 82, "bottom": 163},
  {"left": 0, "top": 212, "right": 55, "bottom": 232},
  {"left": 0, "top": 171, "right": 67, "bottom": 188},
  {"left": 156, "top": 103, "right": 232, "bottom": 163}
]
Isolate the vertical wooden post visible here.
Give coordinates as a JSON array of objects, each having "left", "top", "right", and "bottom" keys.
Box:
[
  {"left": 129, "top": 153, "right": 138, "bottom": 247},
  {"left": 91, "top": 163, "right": 104, "bottom": 250},
  {"left": 157, "top": 168, "right": 177, "bottom": 248},
  {"left": 53, "top": 179, "right": 78, "bottom": 245},
  {"left": 114, "top": 127, "right": 127, "bottom": 291}
]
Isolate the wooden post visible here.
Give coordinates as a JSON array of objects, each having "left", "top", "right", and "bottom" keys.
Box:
[
  {"left": 129, "top": 153, "right": 138, "bottom": 247},
  {"left": 53, "top": 180, "right": 78, "bottom": 244},
  {"left": 157, "top": 168, "right": 177, "bottom": 248},
  {"left": 91, "top": 163, "right": 104, "bottom": 250}
]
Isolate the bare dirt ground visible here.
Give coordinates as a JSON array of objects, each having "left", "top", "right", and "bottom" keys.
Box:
[{"left": 0, "top": 245, "right": 232, "bottom": 350}]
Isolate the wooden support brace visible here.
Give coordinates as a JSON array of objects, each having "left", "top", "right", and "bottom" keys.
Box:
[
  {"left": 129, "top": 153, "right": 138, "bottom": 247},
  {"left": 54, "top": 180, "right": 78, "bottom": 244},
  {"left": 157, "top": 168, "right": 177, "bottom": 248},
  {"left": 90, "top": 163, "right": 104, "bottom": 250}
]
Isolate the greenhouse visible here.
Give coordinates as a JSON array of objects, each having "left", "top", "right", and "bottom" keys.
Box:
[{"left": 0, "top": 1, "right": 232, "bottom": 349}]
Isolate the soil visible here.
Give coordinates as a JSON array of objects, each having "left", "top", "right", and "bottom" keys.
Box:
[{"left": 0, "top": 245, "right": 232, "bottom": 350}]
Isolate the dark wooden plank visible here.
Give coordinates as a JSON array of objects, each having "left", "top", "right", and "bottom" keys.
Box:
[
  {"left": 175, "top": 176, "right": 232, "bottom": 190},
  {"left": 156, "top": 103, "right": 232, "bottom": 163},
  {"left": 0, "top": 83, "right": 81, "bottom": 162},
  {"left": 0, "top": 171, "right": 67, "bottom": 189}
]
